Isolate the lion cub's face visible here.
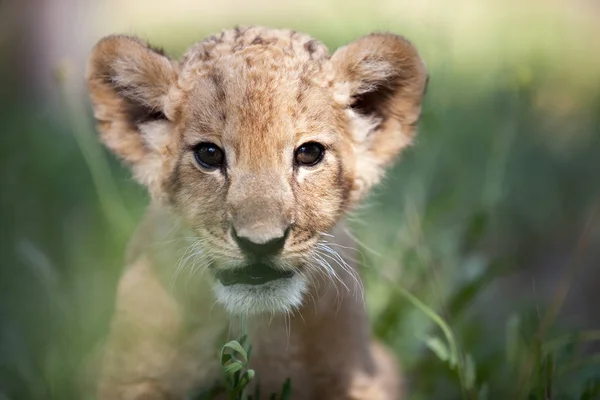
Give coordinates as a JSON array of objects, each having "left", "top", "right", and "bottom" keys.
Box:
[{"left": 86, "top": 27, "right": 427, "bottom": 314}]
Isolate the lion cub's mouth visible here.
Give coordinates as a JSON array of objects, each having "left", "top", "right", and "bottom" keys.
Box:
[{"left": 216, "top": 263, "right": 294, "bottom": 286}]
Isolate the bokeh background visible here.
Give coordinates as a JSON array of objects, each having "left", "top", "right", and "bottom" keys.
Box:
[{"left": 1, "top": 0, "right": 600, "bottom": 399}]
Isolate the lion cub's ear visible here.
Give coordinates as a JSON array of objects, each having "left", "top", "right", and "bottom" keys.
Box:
[
  {"left": 85, "top": 35, "right": 177, "bottom": 191},
  {"left": 331, "top": 33, "right": 428, "bottom": 203}
]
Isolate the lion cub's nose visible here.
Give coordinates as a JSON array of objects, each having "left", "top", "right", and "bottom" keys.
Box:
[{"left": 232, "top": 227, "right": 290, "bottom": 258}]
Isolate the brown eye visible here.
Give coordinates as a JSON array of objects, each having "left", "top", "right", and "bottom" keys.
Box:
[
  {"left": 295, "top": 142, "right": 325, "bottom": 166},
  {"left": 194, "top": 142, "right": 224, "bottom": 169}
]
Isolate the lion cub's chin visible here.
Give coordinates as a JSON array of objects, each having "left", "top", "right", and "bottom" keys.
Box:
[{"left": 213, "top": 274, "right": 309, "bottom": 315}]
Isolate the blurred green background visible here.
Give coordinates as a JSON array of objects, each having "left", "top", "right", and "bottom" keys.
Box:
[{"left": 1, "top": 0, "right": 600, "bottom": 399}]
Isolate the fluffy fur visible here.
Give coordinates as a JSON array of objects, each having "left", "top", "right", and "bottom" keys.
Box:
[
  {"left": 213, "top": 275, "right": 308, "bottom": 315},
  {"left": 85, "top": 26, "right": 427, "bottom": 399}
]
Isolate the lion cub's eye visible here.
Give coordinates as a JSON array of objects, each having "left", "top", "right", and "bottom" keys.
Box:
[
  {"left": 193, "top": 142, "right": 225, "bottom": 169},
  {"left": 295, "top": 142, "right": 325, "bottom": 166}
]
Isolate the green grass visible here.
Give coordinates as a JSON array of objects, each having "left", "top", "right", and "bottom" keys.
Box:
[{"left": 1, "top": 16, "right": 600, "bottom": 400}]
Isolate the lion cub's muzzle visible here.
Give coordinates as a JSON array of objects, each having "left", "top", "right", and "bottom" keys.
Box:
[
  {"left": 216, "top": 226, "right": 294, "bottom": 286},
  {"left": 212, "top": 224, "right": 306, "bottom": 314}
]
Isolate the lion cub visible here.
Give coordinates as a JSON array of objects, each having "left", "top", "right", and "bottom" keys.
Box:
[{"left": 86, "top": 26, "right": 427, "bottom": 400}]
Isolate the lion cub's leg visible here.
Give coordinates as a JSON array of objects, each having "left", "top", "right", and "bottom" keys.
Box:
[
  {"left": 348, "top": 341, "right": 403, "bottom": 400},
  {"left": 97, "top": 258, "right": 223, "bottom": 400}
]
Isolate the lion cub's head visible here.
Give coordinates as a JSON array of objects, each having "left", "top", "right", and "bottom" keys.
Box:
[{"left": 86, "top": 26, "right": 427, "bottom": 315}]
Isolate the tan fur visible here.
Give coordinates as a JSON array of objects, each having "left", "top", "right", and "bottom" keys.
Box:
[{"left": 85, "top": 26, "right": 427, "bottom": 399}]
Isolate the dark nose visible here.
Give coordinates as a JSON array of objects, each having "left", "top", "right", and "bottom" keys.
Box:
[{"left": 232, "top": 227, "right": 290, "bottom": 258}]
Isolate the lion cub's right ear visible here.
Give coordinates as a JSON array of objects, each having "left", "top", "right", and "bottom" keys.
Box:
[{"left": 86, "top": 35, "right": 177, "bottom": 188}]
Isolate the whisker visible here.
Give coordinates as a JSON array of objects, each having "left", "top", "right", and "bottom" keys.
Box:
[
  {"left": 315, "top": 243, "right": 364, "bottom": 304},
  {"left": 317, "top": 240, "right": 363, "bottom": 264},
  {"left": 170, "top": 240, "right": 200, "bottom": 290},
  {"left": 284, "top": 311, "right": 291, "bottom": 351},
  {"left": 312, "top": 251, "right": 349, "bottom": 294},
  {"left": 307, "top": 252, "right": 343, "bottom": 310},
  {"left": 318, "top": 231, "right": 335, "bottom": 238}
]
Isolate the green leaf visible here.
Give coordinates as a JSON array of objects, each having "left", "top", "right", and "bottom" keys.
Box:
[
  {"left": 222, "top": 360, "right": 243, "bottom": 376},
  {"left": 221, "top": 353, "right": 233, "bottom": 366},
  {"left": 279, "top": 378, "right": 292, "bottom": 400},
  {"left": 245, "top": 369, "right": 255, "bottom": 382},
  {"left": 425, "top": 336, "right": 450, "bottom": 363},
  {"left": 246, "top": 344, "right": 253, "bottom": 362},
  {"left": 222, "top": 340, "right": 249, "bottom": 364},
  {"left": 391, "top": 285, "right": 460, "bottom": 368},
  {"left": 464, "top": 353, "right": 476, "bottom": 390},
  {"left": 235, "top": 369, "right": 255, "bottom": 391}
]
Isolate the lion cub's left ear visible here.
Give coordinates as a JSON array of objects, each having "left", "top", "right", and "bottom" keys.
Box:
[{"left": 331, "top": 33, "right": 428, "bottom": 203}]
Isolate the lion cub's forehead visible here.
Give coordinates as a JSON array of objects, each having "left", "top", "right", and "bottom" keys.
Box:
[
  {"left": 177, "top": 26, "right": 334, "bottom": 99},
  {"left": 181, "top": 26, "right": 330, "bottom": 71},
  {"left": 175, "top": 26, "right": 340, "bottom": 153}
]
